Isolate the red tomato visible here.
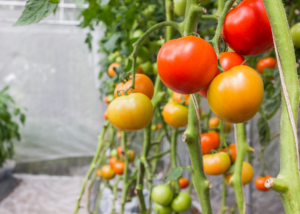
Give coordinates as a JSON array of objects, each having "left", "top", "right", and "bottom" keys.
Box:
[
  {"left": 179, "top": 178, "right": 189, "bottom": 189},
  {"left": 113, "top": 161, "right": 125, "bottom": 175},
  {"left": 199, "top": 52, "right": 247, "bottom": 98},
  {"left": 255, "top": 175, "right": 272, "bottom": 191},
  {"left": 222, "top": 0, "right": 273, "bottom": 56},
  {"left": 219, "top": 144, "right": 237, "bottom": 162},
  {"left": 117, "top": 146, "right": 123, "bottom": 157},
  {"left": 256, "top": 57, "right": 277, "bottom": 74},
  {"left": 104, "top": 111, "right": 108, "bottom": 120},
  {"left": 109, "top": 157, "right": 117, "bottom": 168},
  {"left": 157, "top": 36, "right": 218, "bottom": 94},
  {"left": 201, "top": 131, "right": 220, "bottom": 154}
]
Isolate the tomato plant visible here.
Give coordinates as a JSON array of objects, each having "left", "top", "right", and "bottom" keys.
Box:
[
  {"left": 256, "top": 57, "right": 277, "bottom": 74},
  {"left": 151, "top": 185, "right": 174, "bottom": 206},
  {"left": 113, "top": 161, "right": 125, "bottom": 175},
  {"left": 201, "top": 131, "right": 220, "bottom": 154},
  {"left": 178, "top": 177, "right": 189, "bottom": 189},
  {"left": 171, "top": 192, "right": 192, "bottom": 212},
  {"left": 208, "top": 65, "right": 264, "bottom": 123},
  {"left": 222, "top": 0, "right": 273, "bottom": 56},
  {"left": 107, "top": 93, "right": 153, "bottom": 131},
  {"left": 255, "top": 175, "right": 272, "bottom": 191},
  {"left": 219, "top": 144, "right": 237, "bottom": 162},
  {"left": 109, "top": 157, "right": 117, "bottom": 168},
  {"left": 101, "top": 165, "right": 115, "bottom": 180},
  {"left": 203, "top": 152, "right": 231, "bottom": 175},
  {"left": 162, "top": 102, "right": 188, "bottom": 128},
  {"left": 157, "top": 36, "right": 218, "bottom": 94},
  {"left": 225, "top": 162, "right": 254, "bottom": 186}
]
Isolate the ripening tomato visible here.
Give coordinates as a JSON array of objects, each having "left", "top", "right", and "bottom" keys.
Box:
[
  {"left": 208, "top": 65, "right": 264, "bottom": 124},
  {"left": 256, "top": 57, "right": 277, "bottom": 74},
  {"left": 291, "top": 23, "right": 300, "bottom": 48},
  {"left": 104, "top": 111, "right": 108, "bottom": 120},
  {"left": 154, "top": 204, "right": 172, "bottom": 214},
  {"left": 203, "top": 152, "right": 231, "bottom": 175},
  {"left": 225, "top": 161, "right": 254, "bottom": 186},
  {"left": 179, "top": 178, "right": 189, "bottom": 189},
  {"left": 108, "top": 93, "right": 153, "bottom": 131},
  {"left": 219, "top": 144, "right": 237, "bottom": 162},
  {"left": 151, "top": 185, "right": 174, "bottom": 206},
  {"left": 113, "top": 161, "right": 125, "bottom": 175},
  {"left": 208, "top": 117, "right": 231, "bottom": 133},
  {"left": 157, "top": 36, "right": 218, "bottom": 94},
  {"left": 162, "top": 102, "right": 188, "bottom": 127},
  {"left": 114, "top": 74, "right": 154, "bottom": 100},
  {"left": 171, "top": 192, "right": 192, "bottom": 212},
  {"left": 101, "top": 165, "right": 115, "bottom": 180},
  {"left": 174, "top": 0, "right": 186, "bottom": 16},
  {"left": 104, "top": 96, "right": 110, "bottom": 104},
  {"left": 255, "top": 175, "right": 272, "bottom": 191},
  {"left": 172, "top": 92, "right": 189, "bottom": 105},
  {"left": 127, "top": 150, "right": 135, "bottom": 162},
  {"left": 199, "top": 52, "right": 247, "bottom": 98},
  {"left": 139, "top": 61, "right": 153, "bottom": 75},
  {"left": 117, "top": 146, "right": 123, "bottom": 157},
  {"left": 201, "top": 131, "right": 220, "bottom": 154},
  {"left": 108, "top": 62, "right": 120, "bottom": 77},
  {"left": 136, "top": 66, "right": 144, "bottom": 74},
  {"left": 109, "top": 157, "right": 117, "bottom": 168},
  {"left": 96, "top": 169, "right": 101, "bottom": 177},
  {"left": 157, "top": 123, "right": 162, "bottom": 129},
  {"left": 222, "top": 0, "right": 273, "bottom": 56}
]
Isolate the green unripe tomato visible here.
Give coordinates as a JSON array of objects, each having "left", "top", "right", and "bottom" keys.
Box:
[
  {"left": 171, "top": 192, "right": 192, "bottom": 212},
  {"left": 132, "top": 30, "right": 149, "bottom": 44},
  {"left": 115, "top": 56, "right": 122, "bottom": 63},
  {"left": 142, "top": 4, "right": 156, "bottom": 17},
  {"left": 208, "top": 26, "right": 215, "bottom": 34},
  {"left": 154, "top": 204, "right": 172, "bottom": 214},
  {"left": 110, "top": 149, "right": 117, "bottom": 158},
  {"left": 139, "top": 61, "right": 153, "bottom": 75},
  {"left": 152, "top": 63, "right": 158, "bottom": 74},
  {"left": 201, "top": 29, "right": 208, "bottom": 36},
  {"left": 291, "top": 23, "right": 300, "bottom": 48},
  {"left": 137, "top": 46, "right": 149, "bottom": 64},
  {"left": 49, "top": 0, "right": 59, "bottom": 3},
  {"left": 151, "top": 124, "right": 157, "bottom": 131},
  {"left": 107, "top": 94, "right": 114, "bottom": 103},
  {"left": 151, "top": 185, "right": 174, "bottom": 206},
  {"left": 174, "top": 0, "right": 186, "bottom": 17}
]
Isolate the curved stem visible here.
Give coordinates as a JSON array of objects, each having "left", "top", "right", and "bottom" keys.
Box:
[
  {"left": 263, "top": 0, "right": 300, "bottom": 212},
  {"left": 215, "top": 0, "right": 225, "bottom": 16},
  {"left": 182, "top": 93, "right": 212, "bottom": 214}
]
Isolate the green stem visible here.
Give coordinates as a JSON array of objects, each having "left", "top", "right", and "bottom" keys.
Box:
[
  {"left": 183, "top": 93, "right": 212, "bottom": 214},
  {"left": 93, "top": 179, "right": 102, "bottom": 214},
  {"left": 231, "top": 123, "right": 249, "bottom": 214},
  {"left": 73, "top": 121, "right": 109, "bottom": 214},
  {"left": 121, "top": 132, "right": 129, "bottom": 214},
  {"left": 263, "top": 0, "right": 300, "bottom": 213},
  {"left": 171, "top": 128, "right": 180, "bottom": 193},
  {"left": 165, "top": 0, "right": 174, "bottom": 41},
  {"left": 202, "top": 14, "right": 218, "bottom": 21},
  {"left": 219, "top": 120, "right": 225, "bottom": 148},
  {"left": 111, "top": 177, "right": 122, "bottom": 214},
  {"left": 183, "top": 0, "right": 200, "bottom": 35},
  {"left": 215, "top": 0, "right": 225, "bottom": 16},
  {"left": 221, "top": 177, "right": 227, "bottom": 214},
  {"left": 148, "top": 149, "right": 170, "bottom": 161}
]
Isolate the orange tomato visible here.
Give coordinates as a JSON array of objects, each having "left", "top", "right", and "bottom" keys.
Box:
[
  {"left": 172, "top": 92, "right": 189, "bottom": 105},
  {"left": 101, "top": 165, "right": 115, "bottom": 180},
  {"left": 179, "top": 178, "right": 189, "bottom": 189},
  {"left": 117, "top": 146, "right": 123, "bottom": 157},
  {"left": 128, "top": 150, "right": 135, "bottom": 162},
  {"left": 96, "top": 169, "right": 101, "bottom": 177},
  {"left": 114, "top": 74, "right": 154, "bottom": 100},
  {"left": 203, "top": 152, "right": 231, "bottom": 175},
  {"left": 104, "top": 96, "right": 110, "bottom": 104},
  {"left": 255, "top": 175, "right": 272, "bottom": 191},
  {"left": 137, "top": 66, "right": 144, "bottom": 74},
  {"left": 225, "top": 161, "right": 254, "bottom": 186},
  {"left": 219, "top": 144, "right": 237, "bottom": 162},
  {"left": 109, "top": 157, "right": 117, "bottom": 168},
  {"left": 208, "top": 117, "right": 231, "bottom": 133},
  {"left": 108, "top": 62, "right": 120, "bottom": 77},
  {"left": 207, "top": 65, "right": 264, "bottom": 123},
  {"left": 162, "top": 102, "right": 188, "bottom": 128},
  {"left": 256, "top": 57, "right": 277, "bottom": 74},
  {"left": 201, "top": 131, "right": 220, "bottom": 154},
  {"left": 104, "top": 111, "right": 108, "bottom": 120},
  {"left": 157, "top": 123, "right": 162, "bottom": 129},
  {"left": 113, "top": 161, "right": 125, "bottom": 175}
]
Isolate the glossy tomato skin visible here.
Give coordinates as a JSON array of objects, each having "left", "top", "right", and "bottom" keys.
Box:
[
  {"left": 172, "top": 92, "right": 189, "bottom": 105},
  {"left": 291, "top": 23, "right": 300, "bottom": 48},
  {"left": 154, "top": 204, "right": 172, "bottom": 214},
  {"left": 256, "top": 57, "right": 277, "bottom": 74},
  {"left": 108, "top": 62, "right": 120, "bottom": 77},
  {"left": 109, "top": 157, "right": 117, "bottom": 168},
  {"left": 114, "top": 74, "right": 154, "bottom": 100},
  {"left": 151, "top": 185, "right": 174, "bottom": 206},
  {"left": 208, "top": 65, "right": 264, "bottom": 124},
  {"left": 201, "top": 131, "right": 220, "bottom": 154},
  {"left": 101, "top": 165, "right": 115, "bottom": 180},
  {"left": 157, "top": 36, "right": 218, "bottom": 94},
  {"left": 219, "top": 144, "right": 237, "bottom": 162},
  {"left": 113, "top": 161, "right": 125, "bottom": 175},
  {"left": 225, "top": 162, "right": 254, "bottom": 186},
  {"left": 222, "top": 0, "right": 273, "bottom": 56},
  {"left": 163, "top": 102, "right": 188, "bottom": 128},
  {"left": 179, "top": 178, "right": 189, "bottom": 189},
  {"left": 255, "top": 175, "right": 272, "bottom": 191},
  {"left": 171, "top": 192, "right": 192, "bottom": 212},
  {"left": 203, "top": 152, "right": 231, "bottom": 175},
  {"left": 108, "top": 93, "right": 153, "bottom": 131},
  {"left": 174, "top": 0, "right": 186, "bottom": 16}
]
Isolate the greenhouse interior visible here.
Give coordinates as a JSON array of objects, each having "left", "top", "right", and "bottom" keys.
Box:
[{"left": 0, "top": 0, "right": 300, "bottom": 214}]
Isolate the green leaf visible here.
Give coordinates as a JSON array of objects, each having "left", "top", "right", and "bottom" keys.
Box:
[
  {"left": 100, "top": 0, "right": 110, "bottom": 6},
  {"left": 14, "top": 0, "right": 58, "bottom": 26},
  {"left": 225, "top": 163, "right": 235, "bottom": 175},
  {"left": 165, "top": 167, "right": 183, "bottom": 182},
  {"left": 98, "top": 71, "right": 104, "bottom": 79},
  {"left": 103, "top": 33, "right": 122, "bottom": 52},
  {"left": 257, "top": 117, "right": 271, "bottom": 147},
  {"left": 184, "top": 165, "right": 192, "bottom": 173},
  {"left": 14, "top": 108, "right": 20, "bottom": 115},
  {"left": 85, "top": 33, "right": 93, "bottom": 52},
  {"left": 20, "top": 113, "right": 26, "bottom": 125}
]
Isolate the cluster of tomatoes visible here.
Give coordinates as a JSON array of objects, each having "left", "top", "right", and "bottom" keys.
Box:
[
  {"left": 151, "top": 184, "right": 192, "bottom": 214},
  {"left": 97, "top": 146, "right": 135, "bottom": 180}
]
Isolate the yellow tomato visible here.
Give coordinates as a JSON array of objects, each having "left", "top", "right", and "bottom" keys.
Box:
[
  {"left": 162, "top": 102, "right": 188, "bottom": 128},
  {"left": 225, "top": 161, "right": 254, "bottom": 186}
]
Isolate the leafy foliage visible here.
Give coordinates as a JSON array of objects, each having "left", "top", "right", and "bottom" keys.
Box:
[
  {"left": 165, "top": 166, "right": 191, "bottom": 182},
  {"left": 0, "top": 87, "right": 26, "bottom": 166}
]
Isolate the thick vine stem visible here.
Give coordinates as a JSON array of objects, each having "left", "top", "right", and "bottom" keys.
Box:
[
  {"left": 230, "top": 123, "right": 250, "bottom": 214},
  {"left": 221, "top": 177, "right": 227, "bottom": 214},
  {"left": 171, "top": 128, "right": 180, "bottom": 194},
  {"left": 73, "top": 121, "right": 109, "bottom": 214},
  {"left": 210, "top": 0, "right": 235, "bottom": 58},
  {"left": 182, "top": 93, "right": 213, "bottom": 214},
  {"left": 121, "top": 132, "right": 129, "bottom": 214},
  {"left": 183, "top": 0, "right": 203, "bottom": 35},
  {"left": 215, "top": 0, "right": 225, "bottom": 16},
  {"left": 263, "top": 0, "right": 300, "bottom": 213}
]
